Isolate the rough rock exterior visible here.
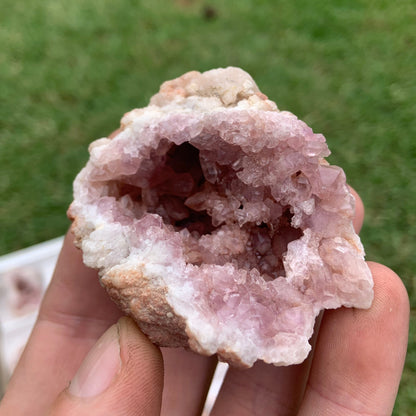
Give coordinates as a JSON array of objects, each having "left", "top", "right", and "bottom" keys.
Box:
[{"left": 68, "top": 67, "right": 374, "bottom": 367}]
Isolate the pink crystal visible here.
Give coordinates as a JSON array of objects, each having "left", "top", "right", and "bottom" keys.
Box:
[{"left": 68, "top": 67, "right": 373, "bottom": 367}]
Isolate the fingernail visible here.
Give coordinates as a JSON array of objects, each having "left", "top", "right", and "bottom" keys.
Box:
[{"left": 69, "top": 323, "right": 121, "bottom": 398}]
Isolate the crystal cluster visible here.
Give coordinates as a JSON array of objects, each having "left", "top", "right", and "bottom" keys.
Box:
[{"left": 68, "top": 67, "right": 373, "bottom": 367}]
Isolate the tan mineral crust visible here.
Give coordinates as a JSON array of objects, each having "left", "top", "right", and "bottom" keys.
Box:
[{"left": 68, "top": 67, "right": 374, "bottom": 367}]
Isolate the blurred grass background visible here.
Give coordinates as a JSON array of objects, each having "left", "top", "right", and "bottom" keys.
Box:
[{"left": 1, "top": 0, "right": 415, "bottom": 412}]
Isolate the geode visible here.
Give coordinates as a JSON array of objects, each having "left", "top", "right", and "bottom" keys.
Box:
[{"left": 68, "top": 67, "right": 373, "bottom": 367}]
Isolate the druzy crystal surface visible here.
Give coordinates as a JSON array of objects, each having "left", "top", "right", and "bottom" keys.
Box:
[{"left": 68, "top": 67, "right": 373, "bottom": 367}]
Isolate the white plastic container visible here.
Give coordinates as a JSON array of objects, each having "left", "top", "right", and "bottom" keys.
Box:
[{"left": 0, "top": 237, "right": 63, "bottom": 395}]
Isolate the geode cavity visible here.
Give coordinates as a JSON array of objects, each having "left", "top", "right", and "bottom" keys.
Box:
[{"left": 68, "top": 67, "right": 373, "bottom": 367}]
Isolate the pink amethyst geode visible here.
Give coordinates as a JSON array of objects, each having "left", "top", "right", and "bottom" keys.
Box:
[{"left": 68, "top": 67, "right": 373, "bottom": 367}]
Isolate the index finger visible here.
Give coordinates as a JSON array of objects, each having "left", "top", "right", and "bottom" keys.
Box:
[
  {"left": 298, "top": 263, "right": 409, "bottom": 415},
  {"left": 1, "top": 231, "right": 122, "bottom": 416},
  {"left": 349, "top": 186, "right": 364, "bottom": 234}
]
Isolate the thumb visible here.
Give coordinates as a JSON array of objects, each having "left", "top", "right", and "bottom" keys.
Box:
[{"left": 50, "top": 317, "right": 163, "bottom": 416}]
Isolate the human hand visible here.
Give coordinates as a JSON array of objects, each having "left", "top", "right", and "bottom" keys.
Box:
[{"left": 0, "top": 189, "right": 409, "bottom": 416}]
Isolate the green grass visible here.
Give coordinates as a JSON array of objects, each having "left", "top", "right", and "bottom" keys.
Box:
[{"left": 1, "top": 0, "right": 415, "bottom": 413}]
